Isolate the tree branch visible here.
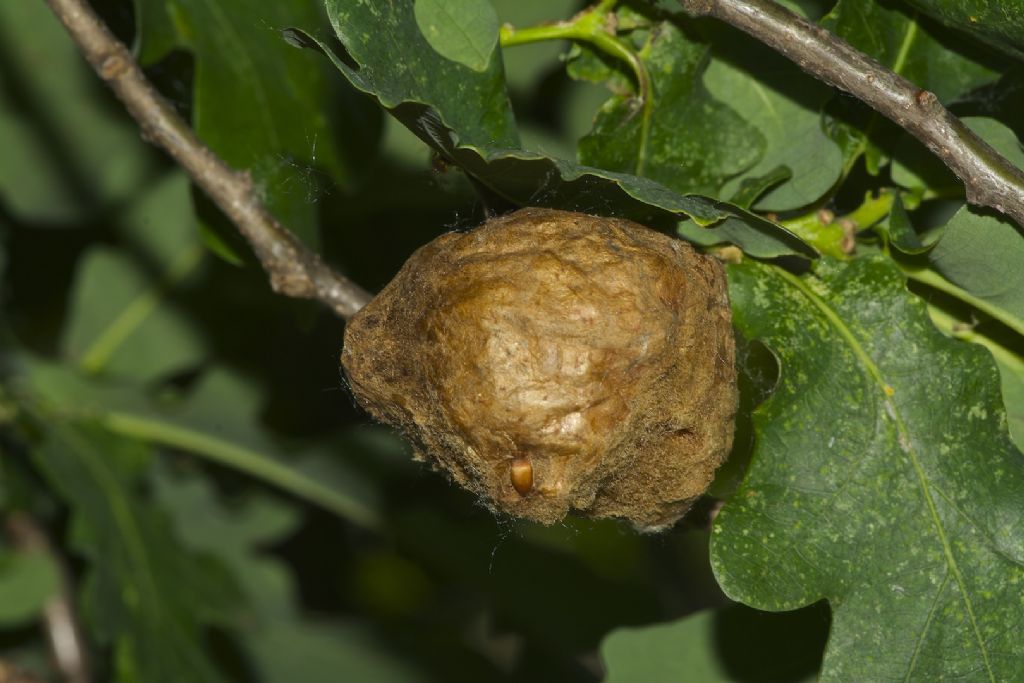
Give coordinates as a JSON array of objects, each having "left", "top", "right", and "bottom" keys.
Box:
[
  {"left": 42, "top": 0, "right": 373, "bottom": 319},
  {"left": 6, "top": 513, "right": 90, "bottom": 683},
  {"left": 679, "top": 0, "right": 1024, "bottom": 228}
]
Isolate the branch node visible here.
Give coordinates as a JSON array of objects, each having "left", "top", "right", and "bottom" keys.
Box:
[
  {"left": 99, "top": 52, "right": 127, "bottom": 80},
  {"left": 43, "top": 0, "right": 374, "bottom": 320},
  {"left": 6, "top": 513, "right": 91, "bottom": 683},
  {"left": 914, "top": 89, "right": 937, "bottom": 108},
  {"left": 679, "top": 0, "right": 1024, "bottom": 228}
]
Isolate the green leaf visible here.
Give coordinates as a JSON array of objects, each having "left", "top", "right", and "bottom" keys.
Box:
[
  {"left": 249, "top": 621, "right": 427, "bottom": 683},
  {"left": 565, "top": 42, "right": 631, "bottom": 93},
  {"left": 927, "top": 306, "right": 1024, "bottom": 452},
  {"left": 392, "top": 506, "right": 659, "bottom": 653},
  {"left": 704, "top": 42, "right": 843, "bottom": 211},
  {"left": 0, "top": 1, "right": 157, "bottom": 223},
  {"left": 955, "top": 68, "right": 1024, "bottom": 142},
  {"left": 676, "top": 215, "right": 812, "bottom": 259},
  {"left": 876, "top": 194, "right": 938, "bottom": 254},
  {"left": 140, "top": 368, "right": 381, "bottom": 529},
  {"left": 133, "top": 0, "right": 376, "bottom": 249},
  {"left": 727, "top": 166, "right": 792, "bottom": 209},
  {"left": 601, "top": 604, "right": 825, "bottom": 683},
  {"left": 439, "top": 146, "right": 815, "bottom": 258},
  {"left": 900, "top": 0, "right": 1024, "bottom": 62},
  {"left": 151, "top": 467, "right": 301, "bottom": 617},
  {"left": 713, "top": 257, "right": 1024, "bottom": 681},
  {"left": 998, "top": 349, "right": 1024, "bottom": 450},
  {"left": 0, "top": 220, "right": 7, "bottom": 291},
  {"left": 307, "top": 5, "right": 814, "bottom": 258},
  {"left": 0, "top": 549, "right": 59, "bottom": 627},
  {"left": 153, "top": 468, "right": 425, "bottom": 683},
  {"left": 63, "top": 245, "right": 202, "bottom": 379},
  {"left": 61, "top": 173, "right": 205, "bottom": 381},
  {"left": 823, "top": 2, "right": 998, "bottom": 103},
  {"left": 928, "top": 207, "right": 1024, "bottom": 331},
  {"left": 890, "top": 118, "right": 1024, "bottom": 337},
  {"left": 892, "top": 117, "right": 1019, "bottom": 195},
  {"left": 322, "top": 0, "right": 517, "bottom": 149},
  {"left": 20, "top": 358, "right": 381, "bottom": 530},
  {"left": 413, "top": 0, "right": 499, "bottom": 73},
  {"left": 822, "top": 1, "right": 999, "bottom": 178},
  {"left": 577, "top": 20, "right": 765, "bottom": 196},
  {"left": 890, "top": 132, "right": 959, "bottom": 195},
  {"left": 31, "top": 422, "right": 236, "bottom": 682}
]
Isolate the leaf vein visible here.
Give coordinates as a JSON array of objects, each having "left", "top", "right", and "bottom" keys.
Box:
[
  {"left": 773, "top": 265, "right": 996, "bottom": 682},
  {"left": 904, "top": 570, "right": 949, "bottom": 682},
  {"left": 929, "top": 483, "right": 1024, "bottom": 569}
]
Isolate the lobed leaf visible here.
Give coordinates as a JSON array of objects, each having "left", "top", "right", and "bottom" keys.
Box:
[
  {"left": 888, "top": 118, "right": 1024, "bottom": 338},
  {"left": 21, "top": 358, "right": 381, "bottom": 530},
  {"left": 151, "top": 368, "right": 381, "bottom": 529},
  {"left": 133, "top": 0, "right": 377, "bottom": 250},
  {"left": 577, "top": 18, "right": 765, "bottom": 197},
  {"left": 413, "top": 0, "right": 500, "bottom": 73},
  {"left": 704, "top": 35, "right": 842, "bottom": 211},
  {"left": 928, "top": 207, "right": 1024, "bottom": 333},
  {"left": 824, "top": 1, "right": 998, "bottom": 103},
  {"left": 823, "top": 0, "right": 998, "bottom": 177},
  {"left": 31, "top": 422, "right": 236, "bottom": 682},
  {"left": 877, "top": 194, "right": 938, "bottom": 254},
  {"left": 249, "top": 621, "right": 428, "bottom": 683},
  {"left": 995, "top": 348, "right": 1024, "bottom": 450},
  {"left": 61, "top": 174, "right": 206, "bottom": 381},
  {"left": 310, "top": 0, "right": 813, "bottom": 258},
  {"left": 0, "top": 1, "right": 157, "bottom": 224},
  {"left": 713, "top": 257, "right": 1024, "bottom": 681},
  {"left": 927, "top": 306, "right": 1024, "bottom": 453},
  {"left": 321, "top": 0, "right": 517, "bottom": 149},
  {"left": 565, "top": 42, "right": 632, "bottom": 93},
  {"left": 153, "top": 470, "right": 422, "bottom": 682},
  {"left": 900, "top": 0, "right": 1024, "bottom": 62}
]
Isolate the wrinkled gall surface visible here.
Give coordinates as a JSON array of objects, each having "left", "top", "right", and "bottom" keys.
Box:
[{"left": 342, "top": 208, "right": 737, "bottom": 531}]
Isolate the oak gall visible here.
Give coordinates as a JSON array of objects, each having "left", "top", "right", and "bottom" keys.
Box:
[{"left": 341, "top": 208, "right": 737, "bottom": 531}]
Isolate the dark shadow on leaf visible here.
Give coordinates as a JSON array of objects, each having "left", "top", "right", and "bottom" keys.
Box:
[
  {"left": 283, "top": 27, "right": 359, "bottom": 71},
  {"left": 713, "top": 601, "right": 830, "bottom": 683},
  {"left": 143, "top": 49, "right": 196, "bottom": 123},
  {"left": 954, "top": 67, "right": 1024, "bottom": 140},
  {"left": 689, "top": 18, "right": 827, "bottom": 119},
  {"left": 874, "top": 0, "right": 1013, "bottom": 76},
  {"left": 709, "top": 332, "right": 779, "bottom": 498}
]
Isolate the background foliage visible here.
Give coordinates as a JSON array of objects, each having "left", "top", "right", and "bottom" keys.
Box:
[{"left": 1, "top": 0, "right": 1022, "bottom": 681}]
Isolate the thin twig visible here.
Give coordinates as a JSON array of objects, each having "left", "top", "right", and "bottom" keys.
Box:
[
  {"left": 6, "top": 513, "right": 90, "bottom": 683},
  {"left": 42, "top": 0, "right": 373, "bottom": 319},
  {"left": 679, "top": 0, "right": 1024, "bottom": 228},
  {"left": 500, "top": 1, "right": 655, "bottom": 175}
]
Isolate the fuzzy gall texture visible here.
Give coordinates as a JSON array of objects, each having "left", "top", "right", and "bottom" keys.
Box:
[{"left": 341, "top": 208, "right": 737, "bottom": 531}]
